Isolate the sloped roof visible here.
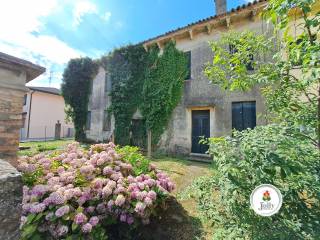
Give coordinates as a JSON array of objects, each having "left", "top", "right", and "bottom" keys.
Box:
[
  {"left": 28, "top": 86, "right": 61, "bottom": 95},
  {"left": 142, "top": 0, "right": 268, "bottom": 45},
  {"left": 0, "top": 52, "right": 45, "bottom": 82}
]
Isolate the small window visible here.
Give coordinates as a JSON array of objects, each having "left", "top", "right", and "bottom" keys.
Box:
[
  {"left": 23, "top": 94, "right": 27, "bottom": 105},
  {"left": 185, "top": 51, "right": 191, "bottom": 80},
  {"left": 86, "top": 111, "right": 91, "bottom": 130},
  {"left": 232, "top": 101, "right": 256, "bottom": 131},
  {"left": 89, "top": 80, "right": 93, "bottom": 95},
  {"left": 103, "top": 110, "right": 111, "bottom": 131},
  {"left": 104, "top": 76, "right": 108, "bottom": 92}
]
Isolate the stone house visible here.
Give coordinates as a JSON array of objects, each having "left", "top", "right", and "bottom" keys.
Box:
[
  {"left": 87, "top": 0, "right": 270, "bottom": 156},
  {"left": 21, "top": 86, "right": 74, "bottom": 141},
  {"left": 0, "top": 52, "right": 44, "bottom": 240},
  {"left": 0, "top": 52, "right": 45, "bottom": 165}
]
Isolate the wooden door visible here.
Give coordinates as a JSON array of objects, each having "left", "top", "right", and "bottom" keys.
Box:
[{"left": 191, "top": 110, "right": 210, "bottom": 154}]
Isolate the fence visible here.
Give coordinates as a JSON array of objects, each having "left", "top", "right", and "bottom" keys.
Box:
[{"left": 20, "top": 125, "right": 74, "bottom": 142}]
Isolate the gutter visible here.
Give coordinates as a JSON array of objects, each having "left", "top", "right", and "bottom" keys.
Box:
[{"left": 26, "top": 90, "right": 35, "bottom": 139}]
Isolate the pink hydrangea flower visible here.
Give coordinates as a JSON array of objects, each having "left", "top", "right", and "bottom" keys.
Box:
[
  {"left": 107, "top": 180, "right": 116, "bottom": 189},
  {"left": 31, "top": 184, "right": 49, "bottom": 197},
  {"left": 81, "top": 223, "right": 92, "bottom": 233},
  {"left": 135, "top": 202, "right": 146, "bottom": 214},
  {"left": 115, "top": 194, "right": 125, "bottom": 206},
  {"left": 56, "top": 225, "right": 68, "bottom": 236},
  {"left": 74, "top": 213, "right": 88, "bottom": 225},
  {"left": 89, "top": 216, "right": 99, "bottom": 226},
  {"left": 55, "top": 205, "right": 70, "bottom": 217},
  {"left": 147, "top": 190, "right": 157, "bottom": 201},
  {"left": 127, "top": 215, "right": 134, "bottom": 225},
  {"left": 103, "top": 166, "right": 113, "bottom": 175},
  {"left": 107, "top": 199, "right": 114, "bottom": 210},
  {"left": 144, "top": 197, "right": 153, "bottom": 206},
  {"left": 30, "top": 203, "right": 46, "bottom": 213},
  {"left": 120, "top": 213, "right": 127, "bottom": 222},
  {"left": 102, "top": 186, "right": 112, "bottom": 197}
]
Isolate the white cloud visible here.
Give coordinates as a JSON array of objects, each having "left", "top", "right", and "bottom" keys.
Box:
[
  {"left": 72, "top": 1, "right": 98, "bottom": 27},
  {"left": 102, "top": 11, "right": 112, "bottom": 22},
  {"left": 0, "top": 0, "right": 83, "bottom": 87}
]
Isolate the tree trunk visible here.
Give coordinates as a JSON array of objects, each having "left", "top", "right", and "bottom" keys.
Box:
[{"left": 147, "top": 130, "right": 152, "bottom": 158}]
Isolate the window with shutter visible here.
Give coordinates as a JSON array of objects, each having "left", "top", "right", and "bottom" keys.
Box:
[
  {"left": 232, "top": 101, "right": 256, "bottom": 131},
  {"left": 103, "top": 110, "right": 111, "bottom": 131},
  {"left": 86, "top": 111, "right": 91, "bottom": 130},
  {"left": 185, "top": 51, "right": 191, "bottom": 80}
]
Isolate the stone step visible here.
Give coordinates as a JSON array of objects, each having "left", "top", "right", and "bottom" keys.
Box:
[{"left": 188, "top": 153, "right": 212, "bottom": 163}]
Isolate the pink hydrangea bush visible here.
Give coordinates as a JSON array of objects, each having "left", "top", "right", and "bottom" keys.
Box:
[{"left": 18, "top": 142, "right": 175, "bottom": 239}]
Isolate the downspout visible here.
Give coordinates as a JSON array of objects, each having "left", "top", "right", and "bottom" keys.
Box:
[{"left": 27, "top": 90, "right": 35, "bottom": 139}]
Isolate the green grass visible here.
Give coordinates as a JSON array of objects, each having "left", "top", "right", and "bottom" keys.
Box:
[{"left": 18, "top": 139, "right": 74, "bottom": 157}]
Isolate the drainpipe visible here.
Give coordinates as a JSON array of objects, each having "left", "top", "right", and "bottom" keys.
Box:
[{"left": 27, "top": 90, "right": 35, "bottom": 139}]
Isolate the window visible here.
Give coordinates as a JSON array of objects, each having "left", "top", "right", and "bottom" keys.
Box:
[
  {"left": 232, "top": 101, "right": 256, "bottom": 131},
  {"left": 23, "top": 94, "right": 27, "bottom": 105},
  {"left": 89, "top": 80, "right": 93, "bottom": 95},
  {"left": 103, "top": 110, "right": 111, "bottom": 131},
  {"left": 185, "top": 51, "right": 191, "bottom": 80},
  {"left": 86, "top": 111, "right": 91, "bottom": 130},
  {"left": 229, "top": 44, "right": 254, "bottom": 70},
  {"left": 104, "top": 76, "right": 108, "bottom": 92}
]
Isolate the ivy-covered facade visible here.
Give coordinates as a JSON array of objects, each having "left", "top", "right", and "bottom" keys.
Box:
[{"left": 86, "top": 0, "right": 269, "bottom": 156}]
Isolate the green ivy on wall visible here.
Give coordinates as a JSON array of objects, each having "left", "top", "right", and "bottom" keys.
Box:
[
  {"left": 141, "top": 41, "right": 188, "bottom": 144},
  {"left": 61, "top": 57, "right": 98, "bottom": 142},
  {"left": 104, "top": 41, "right": 187, "bottom": 147},
  {"left": 101, "top": 44, "right": 149, "bottom": 146}
]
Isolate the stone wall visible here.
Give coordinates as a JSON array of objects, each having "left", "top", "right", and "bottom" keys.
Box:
[
  {"left": 86, "top": 67, "right": 114, "bottom": 142},
  {"left": 0, "top": 86, "right": 24, "bottom": 167},
  {"left": 157, "top": 19, "right": 272, "bottom": 156},
  {"left": 0, "top": 160, "right": 23, "bottom": 240}
]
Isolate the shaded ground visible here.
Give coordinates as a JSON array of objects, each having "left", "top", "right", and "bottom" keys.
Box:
[{"left": 138, "top": 157, "right": 212, "bottom": 240}]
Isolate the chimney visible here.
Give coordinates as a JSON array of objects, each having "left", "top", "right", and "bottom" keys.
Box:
[{"left": 214, "top": 0, "right": 227, "bottom": 15}]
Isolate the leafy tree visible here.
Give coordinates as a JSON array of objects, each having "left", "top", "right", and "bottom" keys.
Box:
[
  {"left": 205, "top": 0, "right": 320, "bottom": 149},
  {"left": 61, "top": 57, "right": 98, "bottom": 141}
]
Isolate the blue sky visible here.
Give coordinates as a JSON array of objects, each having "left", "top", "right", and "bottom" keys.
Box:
[{"left": 0, "top": 0, "right": 251, "bottom": 88}]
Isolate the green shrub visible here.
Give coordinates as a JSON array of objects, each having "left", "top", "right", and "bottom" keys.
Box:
[
  {"left": 182, "top": 125, "right": 320, "bottom": 239},
  {"left": 115, "top": 146, "right": 150, "bottom": 175},
  {"left": 37, "top": 144, "right": 57, "bottom": 152}
]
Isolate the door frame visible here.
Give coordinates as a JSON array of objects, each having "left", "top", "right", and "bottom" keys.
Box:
[{"left": 187, "top": 106, "right": 214, "bottom": 154}]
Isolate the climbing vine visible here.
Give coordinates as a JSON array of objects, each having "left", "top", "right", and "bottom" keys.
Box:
[
  {"left": 105, "top": 41, "right": 187, "bottom": 147},
  {"left": 61, "top": 57, "right": 98, "bottom": 141},
  {"left": 102, "top": 44, "right": 148, "bottom": 146},
  {"left": 141, "top": 41, "right": 188, "bottom": 144}
]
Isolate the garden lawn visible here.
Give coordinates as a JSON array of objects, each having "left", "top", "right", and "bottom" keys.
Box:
[{"left": 18, "top": 139, "right": 74, "bottom": 156}]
